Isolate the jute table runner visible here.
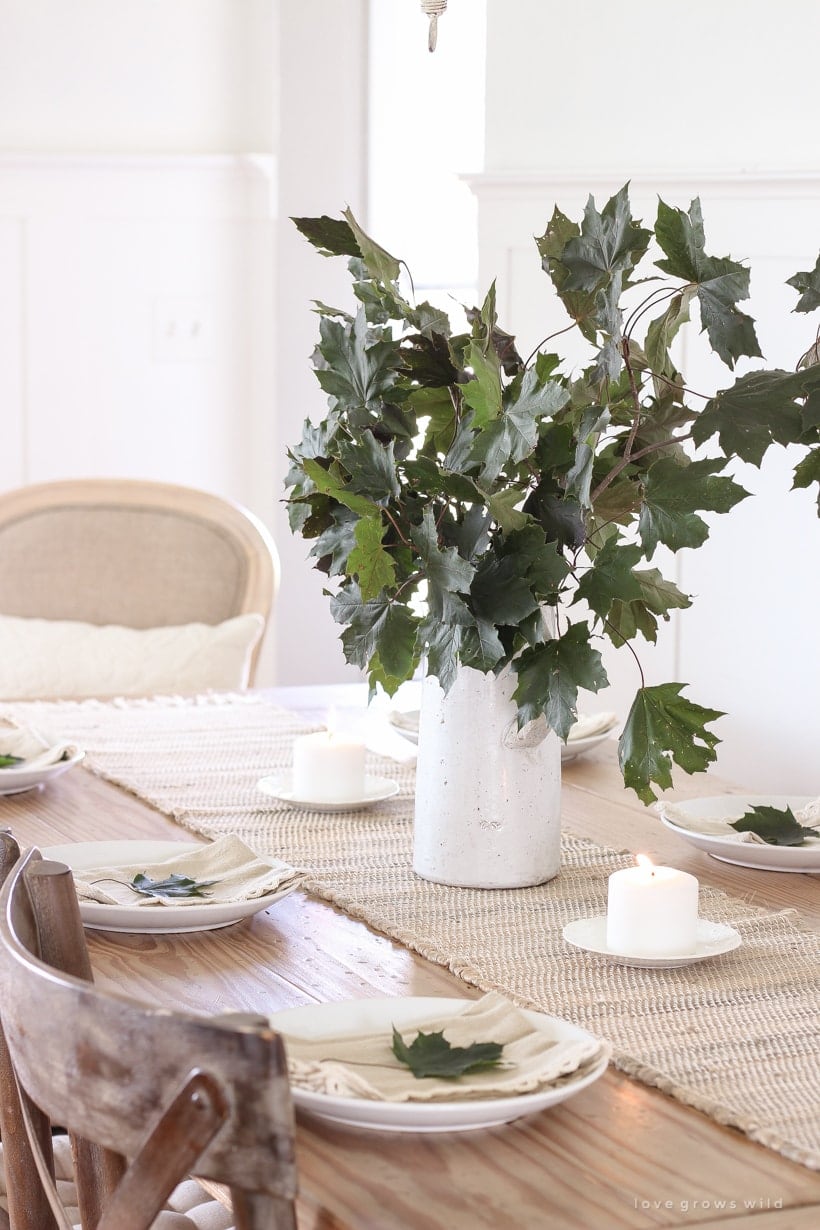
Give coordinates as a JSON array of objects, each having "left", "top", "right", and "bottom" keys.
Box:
[{"left": 6, "top": 693, "right": 819, "bottom": 1170}]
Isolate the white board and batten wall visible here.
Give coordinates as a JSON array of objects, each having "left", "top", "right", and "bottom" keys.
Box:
[{"left": 475, "top": 0, "right": 820, "bottom": 793}]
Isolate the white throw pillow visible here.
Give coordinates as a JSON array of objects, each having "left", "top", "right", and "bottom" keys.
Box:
[{"left": 0, "top": 612, "right": 264, "bottom": 700}]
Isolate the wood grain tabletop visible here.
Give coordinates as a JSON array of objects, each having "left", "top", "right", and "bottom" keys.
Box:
[{"left": 1, "top": 687, "right": 818, "bottom": 1230}]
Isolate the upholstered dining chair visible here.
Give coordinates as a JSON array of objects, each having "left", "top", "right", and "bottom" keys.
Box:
[
  {"left": 0, "top": 478, "right": 279, "bottom": 697},
  {"left": 0, "top": 833, "right": 298, "bottom": 1230}
]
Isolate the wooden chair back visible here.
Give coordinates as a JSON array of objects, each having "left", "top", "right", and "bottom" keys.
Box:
[{"left": 0, "top": 834, "right": 297, "bottom": 1230}]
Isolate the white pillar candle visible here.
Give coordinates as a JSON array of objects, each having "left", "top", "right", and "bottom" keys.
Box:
[
  {"left": 291, "top": 730, "right": 366, "bottom": 803},
  {"left": 606, "top": 855, "right": 699, "bottom": 956}
]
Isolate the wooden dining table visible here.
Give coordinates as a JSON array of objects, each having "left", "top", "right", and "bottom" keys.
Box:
[{"left": 1, "top": 684, "right": 819, "bottom": 1230}]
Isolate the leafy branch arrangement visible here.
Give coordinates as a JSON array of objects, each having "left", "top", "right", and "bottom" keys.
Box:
[{"left": 285, "top": 185, "right": 820, "bottom": 803}]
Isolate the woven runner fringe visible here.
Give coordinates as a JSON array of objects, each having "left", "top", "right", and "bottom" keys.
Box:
[{"left": 7, "top": 693, "right": 819, "bottom": 1171}]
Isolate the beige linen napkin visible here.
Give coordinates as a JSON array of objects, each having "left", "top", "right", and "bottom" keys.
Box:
[
  {"left": 72, "top": 834, "right": 307, "bottom": 908},
  {"left": 0, "top": 721, "right": 79, "bottom": 770},
  {"left": 661, "top": 798, "right": 820, "bottom": 845},
  {"left": 283, "top": 992, "right": 609, "bottom": 1102}
]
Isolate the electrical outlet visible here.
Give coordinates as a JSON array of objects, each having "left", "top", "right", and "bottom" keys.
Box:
[{"left": 153, "top": 297, "right": 212, "bottom": 362}]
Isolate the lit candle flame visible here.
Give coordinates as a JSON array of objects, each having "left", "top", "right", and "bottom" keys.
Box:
[{"left": 635, "top": 853, "right": 655, "bottom": 875}]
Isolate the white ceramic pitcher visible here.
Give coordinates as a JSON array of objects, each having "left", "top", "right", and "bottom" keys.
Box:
[{"left": 412, "top": 665, "right": 561, "bottom": 888}]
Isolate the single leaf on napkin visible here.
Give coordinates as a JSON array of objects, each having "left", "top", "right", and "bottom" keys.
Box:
[
  {"left": 130, "top": 872, "right": 218, "bottom": 899},
  {"left": 730, "top": 805, "right": 820, "bottom": 847},
  {"left": 284, "top": 992, "right": 609, "bottom": 1103},
  {"left": 72, "top": 835, "right": 306, "bottom": 908},
  {"left": 0, "top": 754, "right": 24, "bottom": 768},
  {"left": 391, "top": 1026, "right": 504, "bottom": 1079}
]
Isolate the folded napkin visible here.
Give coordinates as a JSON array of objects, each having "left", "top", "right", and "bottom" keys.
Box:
[
  {"left": 283, "top": 992, "right": 609, "bottom": 1103},
  {"left": 0, "top": 721, "right": 79, "bottom": 770},
  {"left": 71, "top": 835, "right": 307, "bottom": 908},
  {"left": 661, "top": 798, "right": 820, "bottom": 845}
]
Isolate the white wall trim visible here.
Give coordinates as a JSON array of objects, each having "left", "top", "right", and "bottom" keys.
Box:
[
  {"left": 0, "top": 153, "right": 277, "bottom": 219},
  {"left": 465, "top": 169, "right": 820, "bottom": 203}
]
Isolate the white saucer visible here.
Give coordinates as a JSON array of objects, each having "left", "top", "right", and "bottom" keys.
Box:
[
  {"left": 387, "top": 710, "right": 618, "bottom": 761},
  {"left": 562, "top": 915, "right": 742, "bottom": 968},
  {"left": 0, "top": 748, "right": 85, "bottom": 796},
  {"left": 257, "top": 773, "right": 400, "bottom": 813}
]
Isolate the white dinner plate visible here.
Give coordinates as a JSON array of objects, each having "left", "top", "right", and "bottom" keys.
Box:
[
  {"left": 0, "top": 748, "right": 85, "bottom": 796},
  {"left": 257, "top": 774, "right": 400, "bottom": 812},
  {"left": 657, "top": 796, "right": 820, "bottom": 873},
  {"left": 270, "top": 996, "right": 609, "bottom": 1133},
  {"left": 387, "top": 711, "right": 618, "bottom": 761},
  {"left": 42, "top": 840, "right": 300, "bottom": 933},
  {"left": 562, "top": 915, "right": 742, "bottom": 968}
]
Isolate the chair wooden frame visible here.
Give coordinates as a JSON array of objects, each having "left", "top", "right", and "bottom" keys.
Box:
[
  {"left": 0, "top": 478, "right": 280, "bottom": 684},
  {"left": 0, "top": 834, "right": 297, "bottom": 1230}
]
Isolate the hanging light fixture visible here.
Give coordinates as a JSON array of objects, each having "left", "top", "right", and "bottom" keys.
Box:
[{"left": 420, "top": 1, "right": 447, "bottom": 52}]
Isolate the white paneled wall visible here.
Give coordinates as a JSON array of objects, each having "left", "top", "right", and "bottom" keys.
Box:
[
  {"left": 469, "top": 170, "right": 820, "bottom": 792},
  {"left": 0, "top": 154, "right": 274, "bottom": 496}
]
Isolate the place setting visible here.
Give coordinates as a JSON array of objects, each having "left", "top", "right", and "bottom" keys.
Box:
[
  {"left": 257, "top": 726, "right": 400, "bottom": 812},
  {"left": 42, "top": 834, "right": 307, "bottom": 934},
  {"left": 271, "top": 990, "right": 611, "bottom": 1133},
  {"left": 0, "top": 721, "right": 85, "bottom": 796},
  {"left": 562, "top": 853, "right": 742, "bottom": 968},
  {"left": 656, "top": 794, "right": 820, "bottom": 873}
]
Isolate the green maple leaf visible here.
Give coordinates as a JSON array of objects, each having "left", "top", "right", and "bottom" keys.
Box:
[
  {"left": 512, "top": 622, "right": 608, "bottom": 740},
  {"left": 420, "top": 619, "right": 467, "bottom": 693},
  {"left": 561, "top": 185, "right": 651, "bottom": 295},
  {"left": 565, "top": 406, "right": 610, "bottom": 509},
  {"left": 461, "top": 339, "right": 504, "bottom": 428},
  {"left": 498, "top": 527, "right": 570, "bottom": 601},
  {"left": 654, "top": 197, "right": 762, "bottom": 369},
  {"left": 291, "top": 215, "right": 361, "bottom": 259},
  {"left": 730, "top": 805, "right": 819, "bottom": 847},
  {"left": 391, "top": 1026, "right": 504, "bottom": 1080},
  {"left": 693, "top": 368, "right": 820, "bottom": 466},
  {"left": 331, "top": 584, "right": 418, "bottom": 679},
  {"left": 792, "top": 447, "right": 820, "bottom": 510},
  {"left": 644, "top": 288, "right": 694, "bottom": 378},
  {"left": 536, "top": 207, "right": 598, "bottom": 341},
  {"left": 346, "top": 514, "right": 396, "bottom": 601},
  {"left": 315, "top": 310, "right": 401, "bottom": 413},
  {"left": 308, "top": 508, "right": 358, "bottom": 576},
  {"left": 410, "top": 508, "right": 476, "bottom": 619},
  {"left": 607, "top": 568, "right": 692, "bottom": 646},
  {"left": 573, "top": 536, "right": 643, "bottom": 622},
  {"left": 470, "top": 369, "right": 569, "bottom": 484},
  {"left": 130, "top": 873, "right": 217, "bottom": 899},
  {"left": 638, "top": 457, "right": 749, "bottom": 558},
  {"left": 0, "top": 754, "right": 25, "bottom": 768},
  {"left": 338, "top": 432, "right": 400, "bottom": 502},
  {"left": 459, "top": 620, "right": 506, "bottom": 672},
  {"left": 619, "top": 684, "right": 724, "bottom": 804},
  {"left": 300, "top": 458, "right": 375, "bottom": 519},
  {"left": 342, "top": 207, "right": 401, "bottom": 285},
  {"left": 787, "top": 254, "right": 820, "bottom": 313},
  {"left": 470, "top": 555, "right": 539, "bottom": 626}
]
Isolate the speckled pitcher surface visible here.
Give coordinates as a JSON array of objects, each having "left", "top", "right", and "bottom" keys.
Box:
[{"left": 413, "top": 665, "right": 561, "bottom": 888}]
